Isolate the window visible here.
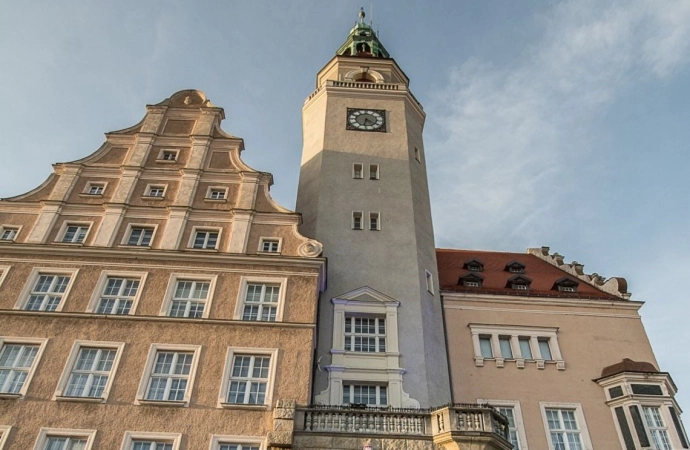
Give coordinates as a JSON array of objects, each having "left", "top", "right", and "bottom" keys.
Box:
[
  {"left": 0, "top": 227, "right": 18, "bottom": 242},
  {"left": 207, "top": 187, "right": 227, "bottom": 200},
  {"left": 210, "top": 436, "right": 263, "bottom": 450},
  {"left": 369, "top": 212, "right": 380, "bottom": 230},
  {"left": 241, "top": 283, "right": 279, "bottom": 321},
  {"left": 159, "top": 150, "right": 178, "bottom": 161},
  {"left": 137, "top": 345, "right": 201, "bottom": 405},
  {"left": 168, "top": 280, "right": 209, "bottom": 318},
  {"left": 86, "top": 183, "right": 105, "bottom": 195},
  {"left": 259, "top": 238, "right": 280, "bottom": 253},
  {"left": 343, "top": 384, "right": 387, "bottom": 406},
  {"left": 369, "top": 164, "right": 379, "bottom": 180},
  {"left": 643, "top": 406, "right": 673, "bottom": 450},
  {"left": 498, "top": 407, "right": 521, "bottom": 449},
  {"left": 352, "top": 212, "right": 363, "bottom": 230},
  {"left": 54, "top": 341, "right": 124, "bottom": 401},
  {"left": 559, "top": 286, "right": 576, "bottom": 292},
  {"left": 126, "top": 226, "right": 154, "bottom": 246},
  {"left": 545, "top": 408, "right": 584, "bottom": 450},
  {"left": 191, "top": 229, "right": 219, "bottom": 249},
  {"left": 219, "top": 348, "right": 277, "bottom": 408},
  {"left": 0, "top": 341, "right": 44, "bottom": 395},
  {"left": 465, "top": 260, "right": 484, "bottom": 272},
  {"left": 121, "top": 432, "right": 181, "bottom": 450},
  {"left": 554, "top": 277, "right": 579, "bottom": 293},
  {"left": 345, "top": 317, "right": 385, "bottom": 352},
  {"left": 470, "top": 324, "right": 564, "bottom": 369},
  {"left": 96, "top": 277, "right": 140, "bottom": 315},
  {"left": 21, "top": 272, "right": 76, "bottom": 312},
  {"left": 513, "top": 283, "right": 528, "bottom": 290},
  {"left": 61, "top": 224, "right": 90, "bottom": 244},
  {"left": 479, "top": 336, "right": 493, "bottom": 358},
  {"left": 33, "top": 428, "right": 96, "bottom": 450},
  {"left": 464, "top": 281, "right": 480, "bottom": 287},
  {"left": 353, "top": 163, "right": 363, "bottom": 179},
  {"left": 499, "top": 337, "right": 513, "bottom": 359},
  {"left": 145, "top": 185, "right": 166, "bottom": 198},
  {"left": 479, "top": 400, "right": 527, "bottom": 450}
]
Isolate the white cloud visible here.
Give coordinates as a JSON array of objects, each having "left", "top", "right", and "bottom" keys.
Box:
[{"left": 428, "top": 0, "right": 690, "bottom": 248}]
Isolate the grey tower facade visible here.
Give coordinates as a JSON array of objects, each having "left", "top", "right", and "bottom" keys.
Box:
[{"left": 296, "top": 16, "right": 451, "bottom": 408}]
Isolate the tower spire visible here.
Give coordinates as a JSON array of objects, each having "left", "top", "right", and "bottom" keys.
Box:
[{"left": 336, "top": 7, "right": 390, "bottom": 58}]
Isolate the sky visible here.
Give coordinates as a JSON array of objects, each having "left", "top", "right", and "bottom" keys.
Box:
[{"left": 1, "top": 0, "right": 690, "bottom": 412}]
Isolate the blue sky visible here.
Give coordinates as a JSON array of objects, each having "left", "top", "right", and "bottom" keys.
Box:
[{"left": 1, "top": 1, "right": 689, "bottom": 410}]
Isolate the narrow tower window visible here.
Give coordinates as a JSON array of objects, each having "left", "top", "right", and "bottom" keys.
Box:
[
  {"left": 369, "top": 164, "right": 379, "bottom": 180},
  {"left": 369, "top": 212, "right": 380, "bottom": 230},
  {"left": 414, "top": 147, "right": 421, "bottom": 163},
  {"left": 352, "top": 212, "right": 363, "bottom": 230},
  {"left": 353, "top": 163, "right": 363, "bottom": 179}
]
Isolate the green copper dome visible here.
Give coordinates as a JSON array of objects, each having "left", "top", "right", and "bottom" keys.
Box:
[{"left": 336, "top": 7, "right": 390, "bottom": 58}]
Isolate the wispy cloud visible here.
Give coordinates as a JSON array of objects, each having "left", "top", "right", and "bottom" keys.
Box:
[{"left": 429, "top": 0, "right": 690, "bottom": 249}]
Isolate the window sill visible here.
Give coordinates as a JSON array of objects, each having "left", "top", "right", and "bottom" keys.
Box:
[
  {"left": 187, "top": 248, "right": 219, "bottom": 252},
  {"left": 55, "top": 395, "right": 105, "bottom": 403},
  {"left": 55, "top": 242, "right": 85, "bottom": 246},
  {"left": 0, "top": 393, "right": 22, "bottom": 400},
  {"left": 155, "top": 159, "right": 178, "bottom": 164},
  {"left": 204, "top": 198, "right": 227, "bottom": 203},
  {"left": 219, "top": 402, "right": 268, "bottom": 410},
  {"left": 257, "top": 251, "right": 281, "bottom": 255},
  {"left": 141, "top": 196, "right": 165, "bottom": 201},
  {"left": 117, "top": 244, "right": 152, "bottom": 249},
  {"left": 475, "top": 357, "right": 565, "bottom": 370},
  {"left": 138, "top": 399, "right": 187, "bottom": 407},
  {"left": 0, "top": 240, "right": 16, "bottom": 244},
  {"left": 79, "top": 193, "right": 104, "bottom": 198}
]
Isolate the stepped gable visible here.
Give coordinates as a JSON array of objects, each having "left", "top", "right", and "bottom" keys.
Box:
[{"left": 436, "top": 248, "right": 624, "bottom": 300}]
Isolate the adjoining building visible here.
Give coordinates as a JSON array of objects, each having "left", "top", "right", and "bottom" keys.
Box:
[{"left": 0, "top": 90, "right": 325, "bottom": 449}]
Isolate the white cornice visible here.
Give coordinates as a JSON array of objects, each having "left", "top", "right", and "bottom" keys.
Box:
[
  {"left": 445, "top": 304, "right": 642, "bottom": 319},
  {"left": 442, "top": 291, "right": 643, "bottom": 311}
]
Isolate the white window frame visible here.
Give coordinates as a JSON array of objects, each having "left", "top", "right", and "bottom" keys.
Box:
[
  {"left": 83, "top": 182, "right": 107, "bottom": 196},
  {"left": 369, "top": 212, "right": 381, "bottom": 231},
  {"left": 33, "top": 428, "right": 96, "bottom": 450},
  {"left": 206, "top": 186, "right": 229, "bottom": 201},
  {"left": 353, "top": 163, "right": 364, "bottom": 179},
  {"left": 121, "top": 431, "right": 181, "bottom": 450},
  {"left": 188, "top": 227, "right": 221, "bottom": 250},
  {"left": 160, "top": 274, "right": 217, "bottom": 319},
  {"left": 0, "top": 266, "right": 10, "bottom": 290},
  {"left": 121, "top": 224, "right": 157, "bottom": 247},
  {"left": 0, "top": 336, "right": 48, "bottom": 398},
  {"left": 233, "top": 276, "right": 287, "bottom": 322},
  {"left": 210, "top": 435, "right": 265, "bottom": 450},
  {"left": 135, "top": 343, "right": 202, "bottom": 407},
  {"left": 157, "top": 148, "right": 179, "bottom": 162},
  {"left": 217, "top": 347, "right": 278, "bottom": 409},
  {"left": 144, "top": 184, "right": 167, "bottom": 199},
  {"left": 478, "top": 399, "right": 528, "bottom": 450},
  {"left": 15, "top": 268, "right": 79, "bottom": 312},
  {"left": 258, "top": 237, "right": 282, "bottom": 254},
  {"left": 369, "top": 164, "right": 380, "bottom": 180},
  {"left": 0, "top": 425, "right": 11, "bottom": 449},
  {"left": 86, "top": 270, "right": 147, "bottom": 315},
  {"left": 539, "top": 402, "right": 593, "bottom": 450},
  {"left": 469, "top": 324, "right": 564, "bottom": 369},
  {"left": 56, "top": 222, "right": 92, "bottom": 244},
  {"left": 344, "top": 316, "right": 386, "bottom": 353},
  {"left": 342, "top": 383, "right": 388, "bottom": 406},
  {"left": 0, "top": 225, "right": 21, "bottom": 242},
  {"left": 352, "top": 211, "right": 363, "bottom": 230},
  {"left": 53, "top": 340, "right": 125, "bottom": 402}
]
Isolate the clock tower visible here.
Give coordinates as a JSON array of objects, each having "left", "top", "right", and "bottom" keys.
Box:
[{"left": 296, "top": 10, "right": 450, "bottom": 408}]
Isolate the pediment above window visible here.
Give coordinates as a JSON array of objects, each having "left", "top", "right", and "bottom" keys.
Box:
[{"left": 331, "top": 286, "right": 400, "bottom": 307}]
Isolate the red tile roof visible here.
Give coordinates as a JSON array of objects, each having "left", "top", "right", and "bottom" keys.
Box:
[
  {"left": 600, "top": 358, "right": 659, "bottom": 378},
  {"left": 436, "top": 249, "right": 620, "bottom": 300}
]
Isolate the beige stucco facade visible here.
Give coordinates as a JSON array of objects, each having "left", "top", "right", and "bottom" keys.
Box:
[{"left": 0, "top": 90, "right": 325, "bottom": 449}]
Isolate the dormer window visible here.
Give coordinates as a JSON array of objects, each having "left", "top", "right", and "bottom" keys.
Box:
[
  {"left": 508, "top": 275, "right": 531, "bottom": 291},
  {"left": 459, "top": 273, "right": 483, "bottom": 288},
  {"left": 464, "top": 259, "right": 484, "bottom": 272},
  {"left": 554, "top": 277, "right": 579, "bottom": 293},
  {"left": 505, "top": 261, "right": 526, "bottom": 274}
]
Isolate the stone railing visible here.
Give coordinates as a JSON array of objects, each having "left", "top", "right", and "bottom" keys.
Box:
[
  {"left": 304, "top": 80, "right": 424, "bottom": 110},
  {"left": 295, "top": 403, "right": 508, "bottom": 440},
  {"left": 301, "top": 405, "right": 427, "bottom": 435}
]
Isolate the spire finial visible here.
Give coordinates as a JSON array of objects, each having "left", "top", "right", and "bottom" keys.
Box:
[{"left": 358, "top": 6, "right": 365, "bottom": 23}]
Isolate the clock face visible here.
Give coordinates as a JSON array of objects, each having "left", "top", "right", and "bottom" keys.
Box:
[{"left": 346, "top": 108, "right": 386, "bottom": 132}]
